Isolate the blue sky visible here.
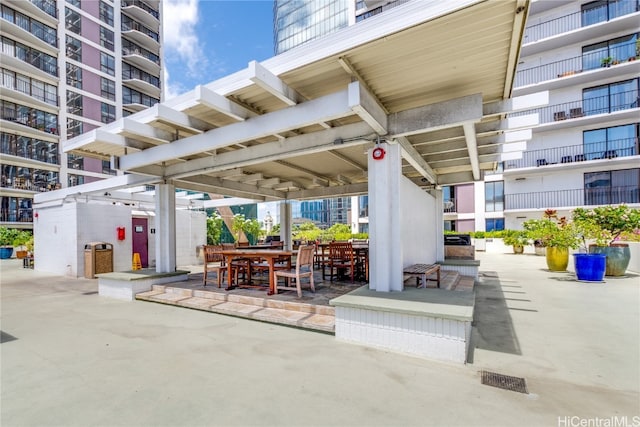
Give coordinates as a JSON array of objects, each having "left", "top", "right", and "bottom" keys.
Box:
[{"left": 163, "top": 0, "right": 275, "bottom": 99}]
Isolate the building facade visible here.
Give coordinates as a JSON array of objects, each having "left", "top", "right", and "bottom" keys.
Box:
[
  {"left": 1, "top": 0, "right": 162, "bottom": 229},
  {"left": 444, "top": 0, "right": 639, "bottom": 232}
]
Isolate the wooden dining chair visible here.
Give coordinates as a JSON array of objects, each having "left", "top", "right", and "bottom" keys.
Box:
[
  {"left": 203, "top": 245, "right": 235, "bottom": 287},
  {"left": 273, "top": 244, "right": 315, "bottom": 297},
  {"left": 324, "top": 241, "right": 354, "bottom": 283}
]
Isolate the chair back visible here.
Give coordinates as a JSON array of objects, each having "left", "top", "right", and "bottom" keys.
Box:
[
  {"left": 296, "top": 244, "right": 315, "bottom": 271},
  {"left": 204, "top": 245, "right": 224, "bottom": 263},
  {"left": 221, "top": 243, "right": 235, "bottom": 250},
  {"left": 329, "top": 242, "right": 353, "bottom": 261}
]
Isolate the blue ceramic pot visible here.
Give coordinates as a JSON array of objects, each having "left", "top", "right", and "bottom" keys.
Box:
[
  {"left": 0, "top": 247, "right": 14, "bottom": 259},
  {"left": 573, "top": 253, "right": 606, "bottom": 282}
]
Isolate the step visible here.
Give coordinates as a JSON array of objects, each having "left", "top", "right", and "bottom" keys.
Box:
[{"left": 136, "top": 285, "right": 335, "bottom": 333}]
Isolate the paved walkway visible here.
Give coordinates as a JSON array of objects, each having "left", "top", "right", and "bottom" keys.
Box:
[{"left": 1, "top": 253, "right": 638, "bottom": 426}]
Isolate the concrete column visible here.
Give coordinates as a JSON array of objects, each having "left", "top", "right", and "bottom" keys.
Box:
[
  {"left": 279, "top": 201, "right": 292, "bottom": 251},
  {"left": 155, "top": 183, "right": 176, "bottom": 273},
  {"left": 350, "top": 196, "right": 359, "bottom": 234},
  {"left": 368, "top": 142, "right": 403, "bottom": 292},
  {"left": 432, "top": 188, "right": 445, "bottom": 262}
]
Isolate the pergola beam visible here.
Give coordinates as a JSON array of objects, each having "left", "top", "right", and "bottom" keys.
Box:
[
  {"left": 195, "top": 85, "right": 253, "bottom": 121},
  {"left": 120, "top": 87, "right": 358, "bottom": 172},
  {"left": 396, "top": 136, "right": 437, "bottom": 185},
  {"left": 248, "top": 60, "right": 300, "bottom": 106}
]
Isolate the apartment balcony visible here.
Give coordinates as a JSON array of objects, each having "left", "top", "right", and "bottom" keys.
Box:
[
  {"left": 0, "top": 78, "right": 58, "bottom": 109},
  {"left": 1, "top": 110, "right": 59, "bottom": 140},
  {"left": 121, "top": 0, "right": 160, "bottom": 30},
  {"left": 122, "top": 68, "right": 161, "bottom": 97},
  {"left": 5, "top": 0, "right": 57, "bottom": 25},
  {"left": 504, "top": 139, "right": 639, "bottom": 172},
  {"left": 515, "top": 41, "right": 639, "bottom": 92},
  {"left": 122, "top": 47, "right": 161, "bottom": 75},
  {"left": 511, "top": 89, "right": 640, "bottom": 132},
  {"left": 505, "top": 186, "right": 640, "bottom": 211},
  {"left": 0, "top": 14, "right": 58, "bottom": 54},
  {"left": 121, "top": 18, "right": 160, "bottom": 52},
  {"left": 0, "top": 41, "right": 58, "bottom": 79},
  {"left": 522, "top": 4, "right": 640, "bottom": 56},
  {"left": 1, "top": 138, "right": 59, "bottom": 166},
  {"left": 1, "top": 208, "right": 34, "bottom": 224}
]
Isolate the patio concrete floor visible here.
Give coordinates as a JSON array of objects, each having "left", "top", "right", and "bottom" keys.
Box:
[{"left": 1, "top": 252, "right": 638, "bottom": 426}]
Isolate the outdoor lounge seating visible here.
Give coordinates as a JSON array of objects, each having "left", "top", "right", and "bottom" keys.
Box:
[
  {"left": 403, "top": 263, "right": 441, "bottom": 288},
  {"left": 273, "top": 244, "right": 315, "bottom": 297}
]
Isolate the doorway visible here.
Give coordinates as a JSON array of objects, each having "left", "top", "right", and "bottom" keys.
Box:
[{"left": 132, "top": 217, "right": 148, "bottom": 268}]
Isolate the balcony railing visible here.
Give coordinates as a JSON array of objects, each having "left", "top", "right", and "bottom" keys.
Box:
[
  {"left": 30, "top": 0, "right": 57, "bottom": 18},
  {"left": 1, "top": 175, "right": 60, "bottom": 193},
  {"left": 511, "top": 88, "right": 639, "bottom": 125},
  {"left": 443, "top": 198, "right": 456, "bottom": 213},
  {"left": 506, "top": 186, "right": 640, "bottom": 210},
  {"left": 1, "top": 36, "right": 58, "bottom": 77},
  {"left": 122, "top": 0, "right": 159, "bottom": 19},
  {"left": 122, "top": 42, "right": 160, "bottom": 65},
  {"left": 524, "top": 1, "right": 639, "bottom": 44},
  {"left": 0, "top": 69, "right": 58, "bottom": 106},
  {"left": 122, "top": 17, "right": 159, "bottom": 42},
  {"left": 515, "top": 41, "right": 637, "bottom": 87},
  {"left": 504, "top": 138, "right": 639, "bottom": 170},
  {"left": 1, "top": 4, "right": 58, "bottom": 47},
  {"left": 122, "top": 65, "right": 160, "bottom": 88},
  {"left": 1, "top": 133, "right": 59, "bottom": 165}
]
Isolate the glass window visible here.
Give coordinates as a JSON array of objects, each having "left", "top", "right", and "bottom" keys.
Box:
[
  {"left": 100, "top": 26, "right": 114, "bottom": 51},
  {"left": 583, "top": 33, "right": 638, "bottom": 71},
  {"left": 100, "top": 52, "right": 115, "bottom": 76},
  {"left": 66, "top": 35, "right": 81, "bottom": 61},
  {"left": 66, "top": 118, "right": 83, "bottom": 138},
  {"left": 101, "top": 77, "right": 115, "bottom": 101},
  {"left": 583, "top": 79, "right": 639, "bottom": 115},
  {"left": 585, "top": 169, "right": 640, "bottom": 205},
  {"left": 67, "top": 0, "right": 81, "bottom": 7},
  {"left": 65, "top": 7, "right": 81, "bottom": 34},
  {"left": 66, "top": 62, "right": 82, "bottom": 89},
  {"left": 101, "top": 102, "right": 115, "bottom": 123},
  {"left": 485, "top": 181, "right": 504, "bottom": 212},
  {"left": 66, "top": 91, "right": 82, "bottom": 115},
  {"left": 486, "top": 218, "right": 505, "bottom": 232},
  {"left": 99, "top": 1, "right": 113, "bottom": 26},
  {"left": 584, "top": 124, "right": 639, "bottom": 160}
]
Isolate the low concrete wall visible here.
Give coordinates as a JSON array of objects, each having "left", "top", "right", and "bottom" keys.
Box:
[
  {"left": 480, "top": 239, "right": 639, "bottom": 273},
  {"left": 331, "top": 286, "right": 474, "bottom": 364}
]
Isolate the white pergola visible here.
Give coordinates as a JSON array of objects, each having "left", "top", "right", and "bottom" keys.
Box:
[{"left": 36, "top": 0, "right": 544, "bottom": 292}]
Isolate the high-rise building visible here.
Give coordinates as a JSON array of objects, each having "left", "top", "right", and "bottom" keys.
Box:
[
  {"left": 444, "top": 0, "right": 639, "bottom": 232},
  {"left": 274, "top": 0, "right": 410, "bottom": 231},
  {"left": 1, "top": 0, "right": 163, "bottom": 229}
]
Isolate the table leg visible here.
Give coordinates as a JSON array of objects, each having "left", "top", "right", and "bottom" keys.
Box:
[
  {"left": 267, "top": 258, "right": 275, "bottom": 295},
  {"left": 225, "top": 255, "right": 234, "bottom": 291}
]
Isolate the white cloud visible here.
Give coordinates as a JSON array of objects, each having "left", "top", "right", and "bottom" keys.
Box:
[{"left": 162, "top": 0, "right": 205, "bottom": 98}]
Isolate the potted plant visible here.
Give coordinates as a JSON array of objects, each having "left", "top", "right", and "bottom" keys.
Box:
[
  {"left": 573, "top": 205, "right": 640, "bottom": 276},
  {"left": 0, "top": 227, "right": 20, "bottom": 259},
  {"left": 601, "top": 56, "right": 613, "bottom": 67},
  {"left": 523, "top": 210, "right": 580, "bottom": 271},
  {"left": 571, "top": 219, "right": 607, "bottom": 282},
  {"left": 12, "top": 230, "right": 32, "bottom": 259},
  {"left": 472, "top": 231, "right": 486, "bottom": 252},
  {"left": 502, "top": 230, "right": 530, "bottom": 254}
]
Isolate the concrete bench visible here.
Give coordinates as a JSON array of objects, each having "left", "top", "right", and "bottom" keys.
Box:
[{"left": 403, "top": 263, "right": 440, "bottom": 288}]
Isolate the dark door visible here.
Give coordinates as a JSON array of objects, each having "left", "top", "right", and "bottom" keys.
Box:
[{"left": 132, "top": 217, "right": 148, "bottom": 268}]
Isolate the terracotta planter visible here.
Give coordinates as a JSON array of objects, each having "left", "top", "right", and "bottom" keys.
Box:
[
  {"left": 546, "top": 246, "right": 569, "bottom": 271},
  {"left": 589, "top": 244, "right": 631, "bottom": 276},
  {"left": 15, "top": 250, "right": 28, "bottom": 259}
]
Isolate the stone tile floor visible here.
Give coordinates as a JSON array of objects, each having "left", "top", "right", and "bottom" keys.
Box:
[{"left": 136, "top": 267, "right": 468, "bottom": 333}]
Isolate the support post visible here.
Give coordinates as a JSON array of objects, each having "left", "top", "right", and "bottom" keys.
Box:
[
  {"left": 368, "top": 142, "right": 403, "bottom": 292},
  {"left": 279, "top": 201, "right": 292, "bottom": 251},
  {"left": 155, "top": 183, "right": 176, "bottom": 273}
]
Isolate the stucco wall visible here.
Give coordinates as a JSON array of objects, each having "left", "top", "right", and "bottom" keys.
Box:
[
  {"left": 400, "top": 175, "right": 437, "bottom": 266},
  {"left": 35, "top": 202, "right": 206, "bottom": 277}
]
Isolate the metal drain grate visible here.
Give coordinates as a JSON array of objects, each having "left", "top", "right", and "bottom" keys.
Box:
[
  {"left": 480, "top": 371, "right": 528, "bottom": 394},
  {"left": 82, "top": 291, "right": 99, "bottom": 295}
]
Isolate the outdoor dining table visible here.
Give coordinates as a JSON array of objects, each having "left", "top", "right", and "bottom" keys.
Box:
[
  {"left": 318, "top": 242, "right": 369, "bottom": 282},
  {"left": 220, "top": 249, "right": 292, "bottom": 295}
]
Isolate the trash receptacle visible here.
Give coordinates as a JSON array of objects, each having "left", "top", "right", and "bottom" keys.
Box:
[{"left": 84, "top": 242, "right": 113, "bottom": 278}]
